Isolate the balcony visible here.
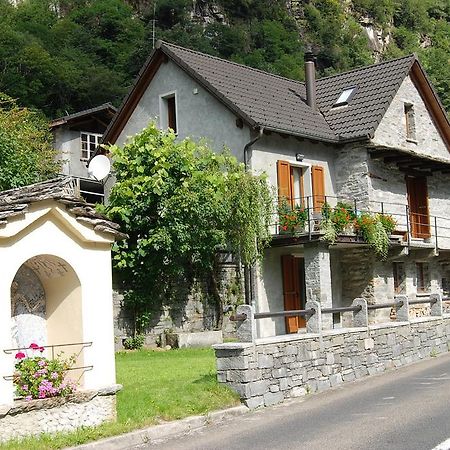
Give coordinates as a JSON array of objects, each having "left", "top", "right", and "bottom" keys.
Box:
[{"left": 271, "top": 195, "right": 450, "bottom": 252}]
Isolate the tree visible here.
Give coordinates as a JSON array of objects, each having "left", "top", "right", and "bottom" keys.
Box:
[
  {"left": 0, "top": 93, "right": 59, "bottom": 191},
  {"left": 103, "top": 123, "right": 274, "bottom": 334}
]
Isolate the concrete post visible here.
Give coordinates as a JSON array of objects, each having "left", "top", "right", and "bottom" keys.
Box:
[
  {"left": 305, "top": 300, "right": 321, "bottom": 333},
  {"left": 395, "top": 295, "right": 409, "bottom": 322},
  {"left": 236, "top": 305, "right": 256, "bottom": 343},
  {"left": 304, "top": 242, "right": 333, "bottom": 329},
  {"left": 430, "top": 293, "right": 443, "bottom": 317},
  {"left": 352, "top": 298, "right": 368, "bottom": 327}
]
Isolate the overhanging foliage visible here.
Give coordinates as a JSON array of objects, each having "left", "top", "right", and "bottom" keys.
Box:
[{"left": 103, "top": 123, "right": 274, "bottom": 332}]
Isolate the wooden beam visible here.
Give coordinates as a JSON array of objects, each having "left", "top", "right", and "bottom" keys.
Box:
[
  {"left": 369, "top": 150, "right": 398, "bottom": 159},
  {"left": 384, "top": 155, "right": 412, "bottom": 164}
]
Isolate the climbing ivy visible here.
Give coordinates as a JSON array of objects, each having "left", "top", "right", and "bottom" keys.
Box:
[{"left": 102, "top": 123, "right": 274, "bottom": 333}]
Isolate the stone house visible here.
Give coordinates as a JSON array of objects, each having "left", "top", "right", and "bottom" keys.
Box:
[
  {"left": 50, "top": 103, "right": 116, "bottom": 203},
  {"left": 102, "top": 40, "right": 450, "bottom": 340}
]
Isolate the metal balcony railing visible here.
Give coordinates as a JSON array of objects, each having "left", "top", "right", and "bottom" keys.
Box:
[{"left": 271, "top": 194, "right": 450, "bottom": 251}]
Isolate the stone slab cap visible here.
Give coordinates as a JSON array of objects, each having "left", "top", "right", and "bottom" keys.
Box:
[{"left": 0, "top": 176, "right": 126, "bottom": 240}]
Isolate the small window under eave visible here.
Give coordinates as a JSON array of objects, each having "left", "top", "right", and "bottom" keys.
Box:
[{"left": 333, "top": 87, "right": 357, "bottom": 107}]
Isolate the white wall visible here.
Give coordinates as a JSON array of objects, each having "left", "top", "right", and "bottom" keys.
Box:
[{"left": 116, "top": 60, "right": 251, "bottom": 162}]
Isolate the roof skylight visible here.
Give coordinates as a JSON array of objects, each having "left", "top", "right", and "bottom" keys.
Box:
[{"left": 334, "top": 87, "right": 356, "bottom": 107}]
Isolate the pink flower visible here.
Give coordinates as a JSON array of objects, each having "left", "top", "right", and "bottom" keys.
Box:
[
  {"left": 15, "top": 352, "right": 26, "bottom": 360},
  {"left": 51, "top": 372, "right": 58, "bottom": 380},
  {"left": 38, "top": 360, "right": 46, "bottom": 367},
  {"left": 22, "top": 385, "right": 28, "bottom": 391},
  {"left": 25, "top": 395, "right": 32, "bottom": 402},
  {"left": 39, "top": 346, "right": 45, "bottom": 353},
  {"left": 29, "top": 343, "right": 39, "bottom": 350}
]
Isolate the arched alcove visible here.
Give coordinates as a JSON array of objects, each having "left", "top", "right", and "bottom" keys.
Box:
[{"left": 10, "top": 255, "right": 84, "bottom": 383}]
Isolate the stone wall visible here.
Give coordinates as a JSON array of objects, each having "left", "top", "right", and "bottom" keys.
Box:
[
  {"left": 113, "top": 262, "right": 241, "bottom": 349},
  {"left": 214, "top": 309, "right": 450, "bottom": 409},
  {"left": 0, "top": 385, "right": 120, "bottom": 442}
]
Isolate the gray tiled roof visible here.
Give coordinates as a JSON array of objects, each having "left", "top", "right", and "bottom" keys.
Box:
[
  {"left": 316, "top": 55, "right": 415, "bottom": 140},
  {"left": 160, "top": 42, "right": 337, "bottom": 142},
  {"left": 160, "top": 41, "right": 416, "bottom": 142}
]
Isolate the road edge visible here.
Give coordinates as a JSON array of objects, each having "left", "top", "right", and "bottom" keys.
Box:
[{"left": 65, "top": 405, "right": 249, "bottom": 450}]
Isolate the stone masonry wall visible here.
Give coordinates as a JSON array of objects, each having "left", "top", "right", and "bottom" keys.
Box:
[
  {"left": 114, "top": 263, "right": 241, "bottom": 349},
  {"left": 214, "top": 316, "right": 450, "bottom": 409},
  {"left": 0, "top": 387, "right": 119, "bottom": 442}
]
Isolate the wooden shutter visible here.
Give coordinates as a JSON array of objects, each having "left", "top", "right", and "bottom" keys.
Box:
[
  {"left": 311, "top": 165, "right": 325, "bottom": 212},
  {"left": 281, "top": 255, "right": 305, "bottom": 333},
  {"left": 167, "top": 96, "right": 177, "bottom": 133},
  {"left": 277, "top": 160, "right": 292, "bottom": 205}
]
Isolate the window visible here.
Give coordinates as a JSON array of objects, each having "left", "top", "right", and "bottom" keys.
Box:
[
  {"left": 393, "top": 262, "right": 406, "bottom": 294},
  {"left": 160, "top": 92, "right": 177, "bottom": 133},
  {"left": 276, "top": 161, "right": 311, "bottom": 207},
  {"left": 81, "top": 132, "right": 101, "bottom": 160},
  {"left": 333, "top": 87, "right": 356, "bottom": 107},
  {"left": 416, "top": 262, "right": 430, "bottom": 293},
  {"left": 404, "top": 103, "right": 416, "bottom": 141}
]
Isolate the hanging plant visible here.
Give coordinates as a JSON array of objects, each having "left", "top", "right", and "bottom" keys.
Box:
[{"left": 355, "top": 213, "right": 396, "bottom": 259}]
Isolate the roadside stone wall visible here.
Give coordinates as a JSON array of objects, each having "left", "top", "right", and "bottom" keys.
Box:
[
  {"left": 214, "top": 316, "right": 450, "bottom": 409},
  {"left": 0, "top": 385, "right": 120, "bottom": 442}
]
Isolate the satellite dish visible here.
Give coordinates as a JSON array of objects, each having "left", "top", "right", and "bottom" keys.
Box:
[{"left": 87, "top": 155, "right": 111, "bottom": 181}]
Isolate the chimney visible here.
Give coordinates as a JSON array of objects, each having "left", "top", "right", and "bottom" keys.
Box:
[{"left": 304, "top": 47, "right": 317, "bottom": 111}]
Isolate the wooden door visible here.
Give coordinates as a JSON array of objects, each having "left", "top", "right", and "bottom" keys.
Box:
[
  {"left": 281, "top": 255, "right": 306, "bottom": 333},
  {"left": 406, "top": 176, "right": 430, "bottom": 239}
]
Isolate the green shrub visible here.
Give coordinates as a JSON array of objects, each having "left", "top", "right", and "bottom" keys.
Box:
[{"left": 123, "top": 335, "right": 146, "bottom": 350}]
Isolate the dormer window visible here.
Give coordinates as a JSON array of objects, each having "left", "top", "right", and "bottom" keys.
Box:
[
  {"left": 160, "top": 92, "right": 177, "bottom": 134},
  {"left": 404, "top": 103, "right": 416, "bottom": 141},
  {"left": 333, "top": 87, "right": 356, "bottom": 107},
  {"left": 81, "top": 132, "right": 101, "bottom": 160}
]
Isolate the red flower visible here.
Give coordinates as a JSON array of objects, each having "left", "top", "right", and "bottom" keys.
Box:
[
  {"left": 15, "top": 352, "right": 26, "bottom": 360},
  {"left": 282, "top": 225, "right": 288, "bottom": 231},
  {"left": 29, "top": 343, "right": 39, "bottom": 350}
]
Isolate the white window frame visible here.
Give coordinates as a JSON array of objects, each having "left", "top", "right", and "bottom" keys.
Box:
[
  {"left": 289, "top": 162, "right": 312, "bottom": 206},
  {"left": 80, "top": 132, "right": 102, "bottom": 161},
  {"left": 159, "top": 90, "right": 178, "bottom": 134}
]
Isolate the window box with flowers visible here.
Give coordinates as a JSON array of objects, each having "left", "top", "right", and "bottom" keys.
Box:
[
  {"left": 13, "top": 343, "right": 76, "bottom": 401},
  {"left": 278, "top": 201, "right": 308, "bottom": 235}
]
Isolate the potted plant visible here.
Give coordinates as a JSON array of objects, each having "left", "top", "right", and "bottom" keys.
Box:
[
  {"left": 278, "top": 200, "right": 308, "bottom": 234},
  {"left": 331, "top": 202, "right": 355, "bottom": 234}
]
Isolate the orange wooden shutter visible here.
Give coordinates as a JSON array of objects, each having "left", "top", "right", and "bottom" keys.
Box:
[
  {"left": 277, "top": 160, "right": 292, "bottom": 205},
  {"left": 281, "top": 255, "right": 301, "bottom": 333},
  {"left": 311, "top": 165, "right": 325, "bottom": 212}
]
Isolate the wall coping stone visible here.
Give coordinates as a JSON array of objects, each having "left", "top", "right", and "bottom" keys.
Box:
[
  {"left": 409, "top": 316, "right": 444, "bottom": 324},
  {"left": 212, "top": 343, "right": 254, "bottom": 350},
  {"left": 0, "top": 384, "right": 122, "bottom": 419},
  {"left": 368, "top": 321, "right": 409, "bottom": 330}
]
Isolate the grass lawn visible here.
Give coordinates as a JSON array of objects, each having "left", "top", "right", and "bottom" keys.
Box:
[{"left": 1, "top": 348, "right": 240, "bottom": 450}]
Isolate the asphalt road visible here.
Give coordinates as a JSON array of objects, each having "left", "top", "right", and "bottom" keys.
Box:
[{"left": 135, "top": 352, "right": 450, "bottom": 450}]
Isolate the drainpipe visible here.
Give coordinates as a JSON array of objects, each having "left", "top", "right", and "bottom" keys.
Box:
[
  {"left": 243, "top": 126, "right": 264, "bottom": 170},
  {"left": 243, "top": 127, "right": 264, "bottom": 305}
]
